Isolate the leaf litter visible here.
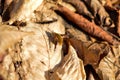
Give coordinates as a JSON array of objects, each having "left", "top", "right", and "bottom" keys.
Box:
[{"left": 0, "top": 0, "right": 120, "bottom": 80}]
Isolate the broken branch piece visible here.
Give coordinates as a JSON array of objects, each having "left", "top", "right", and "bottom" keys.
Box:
[{"left": 53, "top": 4, "right": 119, "bottom": 45}]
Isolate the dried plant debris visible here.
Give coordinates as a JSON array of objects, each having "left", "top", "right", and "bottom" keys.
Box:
[
  {"left": 16, "top": 22, "right": 64, "bottom": 80},
  {"left": 52, "top": 4, "right": 119, "bottom": 45},
  {"left": 68, "top": 37, "right": 109, "bottom": 68},
  {"left": 4, "top": 0, "right": 13, "bottom": 8},
  {"left": 111, "top": 0, "right": 120, "bottom": 5},
  {"left": 3, "top": 0, "right": 13, "bottom": 14},
  {"left": 117, "top": 10, "right": 120, "bottom": 36},
  {"left": 0, "top": 0, "right": 3, "bottom": 15},
  {"left": 0, "top": 0, "right": 120, "bottom": 80},
  {"left": 94, "top": 42, "right": 120, "bottom": 80},
  {"left": 65, "top": 26, "right": 89, "bottom": 42},
  {"left": 105, "top": 0, "right": 113, "bottom": 7},
  {"left": 98, "top": 0, "right": 107, "bottom": 6},
  {"left": 2, "top": 0, "right": 43, "bottom": 24},
  {"left": 0, "top": 25, "right": 34, "bottom": 62},
  {"left": 33, "top": 9, "right": 58, "bottom": 23},
  {"left": 84, "top": 0, "right": 114, "bottom": 27},
  {"left": 102, "top": 0, "right": 118, "bottom": 13},
  {"left": 50, "top": 44, "right": 86, "bottom": 80},
  {"left": 0, "top": 16, "right": 2, "bottom": 23},
  {"left": 29, "top": 1, "right": 58, "bottom": 23},
  {"left": 63, "top": 0, "right": 93, "bottom": 19}
]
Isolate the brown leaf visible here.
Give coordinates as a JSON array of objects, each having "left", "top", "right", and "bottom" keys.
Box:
[
  {"left": 63, "top": 0, "right": 93, "bottom": 19},
  {"left": 68, "top": 37, "right": 109, "bottom": 68},
  {"left": 84, "top": 0, "right": 114, "bottom": 27},
  {"left": 3, "top": 0, "right": 13, "bottom": 13},
  {"left": 0, "top": 0, "right": 5, "bottom": 15}
]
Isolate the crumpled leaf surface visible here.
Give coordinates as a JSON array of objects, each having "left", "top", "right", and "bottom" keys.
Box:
[
  {"left": 3, "top": 0, "right": 43, "bottom": 24},
  {"left": 0, "top": 24, "right": 33, "bottom": 62},
  {"left": 50, "top": 44, "right": 86, "bottom": 80},
  {"left": 97, "top": 45, "right": 120, "bottom": 80},
  {"left": 63, "top": 0, "right": 93, "bottom": 19},
  {"left": 0, "top": 0, "right": 120, "bottom": 80},
  {"left": 84, "top": 0, "right": 114, "bottom": 27},
  {"left": 0, "top": 17, "right": 66, "bottom": 80},
  {"left": 20, "top": 22, "right": 64, "bottom": 80},
  {"left": 68, "top": 38, "right": 110, "bottom": 68}
]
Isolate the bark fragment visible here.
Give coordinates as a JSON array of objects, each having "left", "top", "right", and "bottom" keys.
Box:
[{"left": 53, "top": 4, "right": 119, "bottom": 45}]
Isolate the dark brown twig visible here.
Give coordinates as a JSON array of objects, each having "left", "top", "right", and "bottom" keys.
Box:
[{"left": 52, "top": 4, "right": 119, "bottom": 45}]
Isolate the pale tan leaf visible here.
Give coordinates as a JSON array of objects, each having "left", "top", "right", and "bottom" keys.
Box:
[
  {"left": 96, "top": 45, "right": 120, "bottom": 80},
  {"left": 0, "top": 24, "right": 34, "bottom": 62},
  {"left": 0, "top": 19, "right": 65, "bottom": 80},
  {"left": 3, "top": 0, "right": 43, "bottom": 24},
  {"left": 50, "top": 44, "right": 86, "bottom": 80},
  {"left": 19, "top": 22, "right": 64, "bottom": 80}
]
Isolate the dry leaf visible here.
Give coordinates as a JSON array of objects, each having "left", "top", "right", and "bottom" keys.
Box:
[
  {"left": 111, "top": 0, "right": 120, "bottom": 5},
  {"left": 3, "top": 0, "right": 13, "bottom": 13},
  {"left": 98, "top": 0, "right": 106, "bottom": 6},
  {"left": 3, "top": 0, "right": 43, "bottom": 24},
  {"left": 19, "top": 22, "right": 64, "bottom": 80},
  {"left": 117, "top": 10, "right": 120, "bottom": 36},
  {"left": 69, "top": 37, "right": 109, "bottom": 67},
  {"left": 0, "top": 16, "right": 65, "bottom": 80},
  {"left": 105, "top": 0, "right": 112, "bottom": 7},
  {"left": 50, "top": 44, "right": 86, "bottom": 80},
  {"left": 63, "top": 0, "right": 93, "bottom": 19},
  {"left": 65, "top": 25, "right": 89, "bottom": 42},
  {"left": 0, "top": 24, "right": 34, "bottom": 62},
  {"left": 0, "top": 0, "right": 4, "bottom": 15},
  {"left": 0, "top": 0, "right": 120, "bottom": 80},
  {"left": 84, "top": 0, "right": 114, "bottom": 27},
  {"left": 33, "top": 10, "right": 57, "bottom": 23},
  {"left": 97, "top": 45, "right": 120, "bottom": 80}
]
